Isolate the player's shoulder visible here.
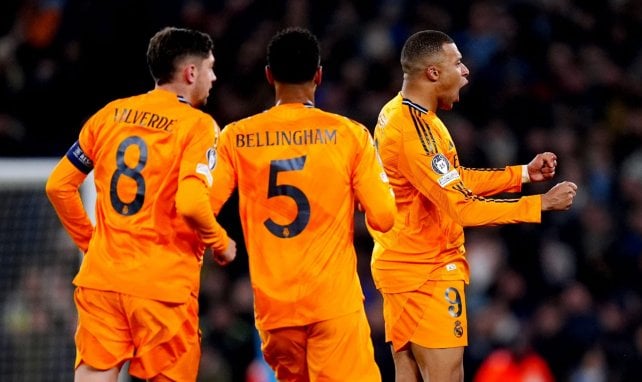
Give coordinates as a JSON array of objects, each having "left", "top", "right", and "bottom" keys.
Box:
[
  {"left": 380, "top": 94, "right": 439, "bottom": 131},
  {"left": 397, "top": 97, "right": 439, "bottom": 123},
  {"left": 314, "top": 108, "right": 371, "bottom": 135},
  {"left": 221, "top": 108, "right": 274, "bottom": 133},
  {"left": 189, "top": 107, "right": 216, "bottom": 124},
  {"left": 222, "top": 113, "right": 256, "bottom": 134},
  {"left": 96, "top": 92, "right": 157, "bottom": 115},
  {"left": 85, "top": 96, "right": 132, "bottom": 125},
  {"left": 374, "top": 94, "right": 402, "bottom": 124},
  {"left": 98, "top": 95, "right": 134, "bottom": 113}
]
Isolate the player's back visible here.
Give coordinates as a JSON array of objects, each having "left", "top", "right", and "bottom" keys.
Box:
[
  {"left": 222, "top": 103, "right": 371, "bottom": 329},
  {"left": 74, "top": 88, "right": 214, "bottom": 302}
]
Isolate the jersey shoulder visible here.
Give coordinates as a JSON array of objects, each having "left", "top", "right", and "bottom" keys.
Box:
[
  {"left": 379, "top": 95, "right": 444, "bottom": 132},
  {"left": 312, "top": 108, "right": 372, "bottom": 138},
  {"left": 222, "top": 111, "right": 263, "bottom": 132}
]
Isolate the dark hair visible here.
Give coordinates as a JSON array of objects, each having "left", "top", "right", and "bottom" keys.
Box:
[
  {"left": 267, "top": 27, "right": 320, "bottom": 84},
  {"left": 147, "top": 27, "right": 213, "bottom": 85},
  {"left": 401, "top": 30, "right": 454, "bottom": 74}
]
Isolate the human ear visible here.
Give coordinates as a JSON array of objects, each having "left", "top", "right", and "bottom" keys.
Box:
[
  {"left": 314, "top": 66, "right": 322, "bottom": 86},
  {"left": 265, "top": 65, "right": 274, "bottom": 85},
  {"left": 426, "top": 65, "right": 439, "bottom": 81},
  {"left": 184, "top": 64, "right": 197, "bottom": 84}
]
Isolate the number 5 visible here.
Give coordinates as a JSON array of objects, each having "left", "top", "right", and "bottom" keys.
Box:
[{"left": 264, "top": 156, "right": 310, "bottom": 238}]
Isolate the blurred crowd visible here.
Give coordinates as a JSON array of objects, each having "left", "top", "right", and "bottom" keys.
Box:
[{"left": 1, "top": 0, "right": 641, "bottom": 381}]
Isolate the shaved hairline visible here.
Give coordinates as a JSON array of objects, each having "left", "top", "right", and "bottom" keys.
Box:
[{"left": 400, "top": 30, "right": 454, "bottom": 75}]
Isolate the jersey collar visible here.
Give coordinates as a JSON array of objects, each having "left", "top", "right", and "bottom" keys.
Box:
[{"left": 402, "top": 98, "right": 428, "bottom": 114}]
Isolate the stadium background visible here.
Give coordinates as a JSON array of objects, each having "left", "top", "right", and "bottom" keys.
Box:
[{"left": 1, "top": 0, "right": 641, "bottom": 381}]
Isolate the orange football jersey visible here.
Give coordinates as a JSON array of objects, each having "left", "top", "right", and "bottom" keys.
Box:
[
  {"left": 47, "top": 88, "right": 228, "bottom": 303},
  {"left": 211, "top": 102, "right": 395, "bottom": 331},
  {"left": 370, "top": 94, "right": 541, "bottom": 293}
]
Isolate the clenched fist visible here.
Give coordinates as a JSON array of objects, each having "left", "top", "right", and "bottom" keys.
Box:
[
  {"left": 527, "top": 152, "right": 558, "bottom": 182},
  {"left": 212, "top": 238, "right": 237, "bottom": 266},
  {"left": 542, "top": 181, "right": 578, "bottom": 211}
]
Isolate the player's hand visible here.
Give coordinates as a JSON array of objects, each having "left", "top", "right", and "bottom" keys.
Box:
[
  {"left": 527, "top": 152, "right": 557, "bottom": 182},
  {"left": 541, "top": 181, "right": 577, "bottom": 211},
  {"left": 212, "top": 238, "right": 237, "bottom": 266}
]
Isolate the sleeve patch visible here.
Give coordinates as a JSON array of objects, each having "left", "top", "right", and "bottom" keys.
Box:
[
  {"left": 207, "top": 148, "right": 217, "bottom": 170},
  {"left": 438, "top": 169, "right": 460, "bottom": 188},
  {"left": 196, "top": 163, "right": 213, "bottom": 187},
  {"left": 431, "top": 153, "right": 450, "bottom": 174},
  {"left": 65, "top": 141, "right": 94, "bottom": 174},
  {"left": 196, "top": 147, "right": 216, "bottom": 187}
]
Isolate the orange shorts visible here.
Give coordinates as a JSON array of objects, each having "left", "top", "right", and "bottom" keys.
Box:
[
  {"left": 258, "top": 307, "right": 381, "bottom": 382},
  {"left": 381, "top": 279, "right": 468, "bottom": 352},
  {"left": 74, "top": 287, "right": 201, "bottom": 381}
]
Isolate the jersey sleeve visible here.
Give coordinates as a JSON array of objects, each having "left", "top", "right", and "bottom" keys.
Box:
[
  {"left": 353, "top": 125, "right": 396, "bottom": 232},
  {"left": 45, "top": 110, "right": 102, "bottom": 252},
  {"left": 45, "top": 156, "right": 94, "bottom": 252},
  {"left": 176, "top": 115, "right": 229, "bottom": 252},
  {"left": 459, "top": 165, "right": 523, "bottom": 196},
  {"left": 399, "top": 126, "right": 540, "bottom": 227},
  {"left": 210, "top": 123, "right": 238, "bottom": 215}
]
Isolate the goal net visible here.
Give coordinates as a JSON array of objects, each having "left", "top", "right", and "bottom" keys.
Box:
[
  {"left": 0, "top": 158, "right": 91, "bottom": 381},
  {"left": 0, "top": 158, "right": 273, "bottom": 382}
]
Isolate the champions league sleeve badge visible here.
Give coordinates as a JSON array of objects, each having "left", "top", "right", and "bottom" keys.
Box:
[
  {"left": 431, "top": 153, "right": 450, "bottom": 175},
  {"left": 431, "top": 153, "right": 460, "bottom": 187}
]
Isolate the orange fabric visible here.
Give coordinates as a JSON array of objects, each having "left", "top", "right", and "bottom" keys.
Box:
[
  {"left": 382, "top": 279, "right": 468, "bottom": 351},
  {"left": 473, "top": 349, "right": 555, "bottom": 382},
  {"left": 211, "top": 102, "right": 395, "bottom": 331},
  {"left": 74, "top": 287, "right": 200, "bottom": 380},
  {"left": 258, "top": 308, "right": 381, "bottom": 382},
  {"left": 47, "top": 88, "right": 228, "bottom": 302},
  {"left": 177, "top": 177, "right": 230, "bottom": 252},
  {"left": 46, "top": 158, "right": 94, "bottom": 252},
  {"left": 370, "top": 94, "right": 541, "bottom": 293}
]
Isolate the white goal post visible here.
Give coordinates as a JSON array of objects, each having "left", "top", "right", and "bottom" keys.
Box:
[{"left": 0, "top": 158, "right": 96, "bottom": 221}]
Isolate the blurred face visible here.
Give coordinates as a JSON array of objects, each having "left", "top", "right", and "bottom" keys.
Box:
[
  {"left": 434, "top": 43, "right": 469, "bottom": 110},
  {"left": 193, "top": 52, "right": 216, "bottom": 107}
]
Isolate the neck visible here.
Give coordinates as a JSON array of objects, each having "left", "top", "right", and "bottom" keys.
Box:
[
  {"left": 400, "top": 79, "right": 437, "bottom": 112},
  {"left": 157, "top": 83, "right": 191, "bottom": 104},
  {"left": 273, "top": 82, "right": 316, "bottom": 106}
]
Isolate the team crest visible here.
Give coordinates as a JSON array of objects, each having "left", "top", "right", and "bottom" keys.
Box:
[
  {"left": 431, "top": 154, "right": 450, "bottom": 175},
  {"left": 453, "top": 320, "right": 464, "bottom": 338}
]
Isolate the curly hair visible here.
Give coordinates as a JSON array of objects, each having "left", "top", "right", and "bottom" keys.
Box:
[{"left": 267, "top": 27, "right": 320, "bottom": 84}]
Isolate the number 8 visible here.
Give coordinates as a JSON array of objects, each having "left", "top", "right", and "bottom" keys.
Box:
[{"left": 110, "top": 136, "right": 147, "bottom": 216}]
